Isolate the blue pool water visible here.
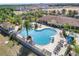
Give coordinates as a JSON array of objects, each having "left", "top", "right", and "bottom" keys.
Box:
[{"left": 19, "top": 28, "right": 57, "bottom": 45}]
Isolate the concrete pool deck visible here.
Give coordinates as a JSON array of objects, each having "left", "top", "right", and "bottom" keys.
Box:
[
  {"left": 34, "top": 23, "right": 68, "bottom": 56},
  {"left": 16, "top": 22, "right": 68, "bottom": 56}
]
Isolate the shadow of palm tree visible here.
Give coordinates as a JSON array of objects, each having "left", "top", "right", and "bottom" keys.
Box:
[{"left": 17, "top": 46, "right": 36, "bottom": 56}]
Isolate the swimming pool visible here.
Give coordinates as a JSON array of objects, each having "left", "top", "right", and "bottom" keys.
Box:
[{"left": 19, "top": 28, "right": 57, "bottom": 45}]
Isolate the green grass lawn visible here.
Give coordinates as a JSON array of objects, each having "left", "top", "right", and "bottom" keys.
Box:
[
  {"left": 73, "top": 45, "right": 79, "bottom": 55},
  {"left": 0, "top": 34, "right": 5, "bottom": 40},
  {"left": 0, "top": 45, "right": 11, "bottom": 56},
  {"left": 0, "top": 34, "right": 21, "bottom": 56}
]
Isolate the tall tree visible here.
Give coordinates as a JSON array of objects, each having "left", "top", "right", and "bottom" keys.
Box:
[
  {"left": 24, "top": 20, "right": 30, "bottom": 36},
  {"left": 73, "top": 10, "right": 78, "bottom": 16},
  {"left": 67, "top": 10, "right": 73, "bottom": 17},
  {"left": 57, "top": 10, "right": 61, "bottom": 15},
  {"left": 63, "top": 23, "right": 71, "bottom": 31},
  {"left": 62, "top": 9, "right": 66, "bottom": 15},
  {"left": 34, "top": 11, "right": 38, "bottom": 22},
  {"left": 51, "top": 10, "right": 56, "bottom": 15}
]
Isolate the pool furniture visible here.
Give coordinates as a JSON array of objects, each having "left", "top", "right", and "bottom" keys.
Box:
[
  {"left": 42, "top": 49, "right": 51, "bottom": 56},
  {"left": 53, "top": 40, "right": 64, "bottom": 55}
]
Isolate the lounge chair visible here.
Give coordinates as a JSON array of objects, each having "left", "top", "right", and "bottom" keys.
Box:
[
  {"left": 42, "top": 49, "right": 51, "bottom": 56},
  {"left": 53, "top": 40, "right": 64, "bottom": 55}
]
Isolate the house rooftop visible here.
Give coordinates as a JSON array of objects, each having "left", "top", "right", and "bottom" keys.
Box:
[{"left": 38, "top": 15, "right": 79, "bottom": 27}]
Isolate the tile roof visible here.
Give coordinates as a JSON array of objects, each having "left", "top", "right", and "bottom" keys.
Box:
[{"left": 38, "top": 15, "right": 79, "bottom": 27}]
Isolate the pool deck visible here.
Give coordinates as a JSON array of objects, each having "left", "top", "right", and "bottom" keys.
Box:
[
  {"left": 14, "top": 22, "right": 68, "bottom": 56},
  {"left": 0, "top": 22, "right": 68, "bottom": 56},
  {"left": 34, "top": 23, "right": 68, "bottom": 56}
]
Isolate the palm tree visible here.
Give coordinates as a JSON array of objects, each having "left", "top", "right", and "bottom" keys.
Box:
[
  {"left": 70, "top": 37, "right": 79, "bottom": 55},
  {"left": 0, "top": 18, "right": 3, "bottom": 23},
  {"left": 17, "top": 17, "right": 22, "bottom": 25},
  {"left": 28, "top": 12, "right": 32, "bottom": 22},
  {"left": 57, "top": 10, "right": 61, "bottom": 15},
  {"left": 67, "top": 10, "right": 73, "bottom": 17},
  {"left": 51, "top": 10, "right": 56, "bottom": 15},
  {"left": 63, "top": 24, "right": 69, "bottom": 30},
  {"left": 34, "top": 12, "right": 36, "bottom": 22},
  {"left": 24, "top": 20, "right": 30, "bottom": 36},
  {"left": 74, "top": 45, "right": 79, "bottom": 55},
  {"left": 62, "top": 9, "right": 66, "bottom": 15},
  {"left": 73, "top": 10, "right": 78, "bottom": 15}
]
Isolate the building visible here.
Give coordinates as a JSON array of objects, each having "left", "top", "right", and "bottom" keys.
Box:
[{"left": 37, "top": 15, "right": 79, "bottom": 28}]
